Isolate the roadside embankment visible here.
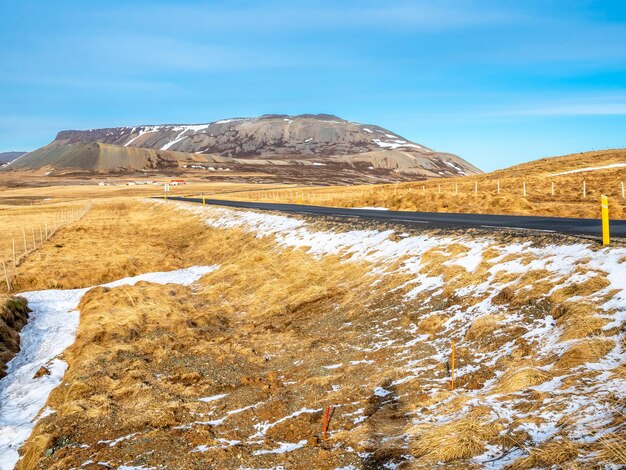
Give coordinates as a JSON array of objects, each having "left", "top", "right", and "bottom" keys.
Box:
[
  {"left": 0, "top": 296, "right": 30, "bottom": 377},
  {"left": 8, "top": 199, "right": 626, "bottom": 468}
]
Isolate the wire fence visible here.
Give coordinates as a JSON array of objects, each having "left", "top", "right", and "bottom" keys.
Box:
[
  {"left": 1, "top": 201, "right": 92, "bottom": 293},
  {"left": 213, "top": 176, "right": 626, "bottom": 205}
]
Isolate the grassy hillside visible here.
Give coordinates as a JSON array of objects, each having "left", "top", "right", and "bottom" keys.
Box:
[
  {"left": 208, "top": 148, "right": 626, "bottom": 219},
  {"left": 6, "top": 200, "right": 625, "bottom": 468}
]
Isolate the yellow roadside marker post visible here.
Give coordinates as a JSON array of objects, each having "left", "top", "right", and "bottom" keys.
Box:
[
  {"left": 601, "top": 195, "right": 610, "bottom": 246},
  {"left": 202, "top": 196, "right": 206, "bottom": 206}
]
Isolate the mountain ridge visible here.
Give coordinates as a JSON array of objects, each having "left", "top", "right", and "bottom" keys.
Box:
[{"left": 4, "top": 114, "right": 481, "bottom": 182}]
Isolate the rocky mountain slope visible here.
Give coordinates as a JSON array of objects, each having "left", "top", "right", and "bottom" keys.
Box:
[
  {"left": 0, "top": 152, "right": 26, "bottom": 166},
  {"left": 4, "top": 114, "right": 481, "bottom": 182}
]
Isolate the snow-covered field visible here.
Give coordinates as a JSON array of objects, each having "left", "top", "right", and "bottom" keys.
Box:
[{"left": 0, "top": 266, "right": 217, "bottom": 470}]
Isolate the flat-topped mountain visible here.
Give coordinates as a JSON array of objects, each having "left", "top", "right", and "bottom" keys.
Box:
[{"left": 5, "top": 114, "right": 481, "bottom": 182}]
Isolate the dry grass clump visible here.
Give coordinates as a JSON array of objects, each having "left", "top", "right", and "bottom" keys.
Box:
[
  {"left": 494, "top": 367, "right": 552, "bottom": 394},
  {"left": 597, "top": 433, "right": 626, "bottom": 466},
  {"left": 465, "top": 314, "right": 500, "bottom": 341},
  {"left": 418, "top": 314, "right": 446, "bottom": 337},
  {"left": 0, "top": 296, "right": 30, "bottom": 377},
  {"left": 493, "top": 287, "right": 515, "bottom": 305},
  {"left": 553, "top": 302, "right": 609, "bottom": 340},
  {"left": 504, "top": 438, "right": 579, "bottom": 469},
  {"left": 409, "top": 409, "right": 502, "bottom": 462},
  {"left": 555, "top": 338, "right": 615, "bottom": 370},
  {"left": 550, "top": 275, "right": 611, "bottom": 304}
]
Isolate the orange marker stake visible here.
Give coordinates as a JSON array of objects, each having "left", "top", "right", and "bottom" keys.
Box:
[
  {"left": 323, "top": 404, "right": 331, "bottom": 440},
  {"left": 451, "top": 340, "right": 455, "bottom": 391}
]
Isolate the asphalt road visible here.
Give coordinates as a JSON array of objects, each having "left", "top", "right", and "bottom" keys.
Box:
[{"left": 165, "top": 196, "right": 626, "bottom": 238}]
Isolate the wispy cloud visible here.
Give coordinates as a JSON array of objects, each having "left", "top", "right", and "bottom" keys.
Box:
[
  {"left": 507, "top": 104, "right": 626, "bottom": 117},
  {"left": 491, "top": 96, "right": 626, "bottom": 117},
  {"left": 93, "top": 0, "right": 520, "bottom": 33}
]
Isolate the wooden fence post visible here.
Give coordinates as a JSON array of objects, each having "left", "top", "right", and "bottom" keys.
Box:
[{"left": 2, "top": 260, "right": 11, "bottom": 292}]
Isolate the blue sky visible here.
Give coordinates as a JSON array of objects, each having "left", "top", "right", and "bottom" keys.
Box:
[{"left": 1, "top": 0, "right": 625, "bottom": 171}]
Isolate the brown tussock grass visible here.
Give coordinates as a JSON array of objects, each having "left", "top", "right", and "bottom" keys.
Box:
[
  {"left": 550, "top": 275, "right": 611, "bottom": 305},
  {"left": 418, "top": 314, "right": 446, "bottom": 337},
  {"left": 597, "top": 433, "right": 626, "bottom": 466},
  {"left": 494, "top": 367, "right": 552, "bottom": 394},
  {"left": 409, "top": 408, "right": 502, "bottom": 462},
  {"left": 465, "top": 314, "right": 502, "bottom": 341},
  {"left": 555, "top": 338, "right": 615, "bottom": 370},
  {"left": 554, "top": 302, "right": 609, "bottom": 340},
  {"left": 504, "top": 438, "right": 579, "bottom": 469}
]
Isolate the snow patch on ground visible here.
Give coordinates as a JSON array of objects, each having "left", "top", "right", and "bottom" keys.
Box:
[
  {"left": 372, "top": 138, "right": 422, "bottom": 150},
  {"left": 199, "top": 393, "right": 229, "bottom": 403},
  {"left": 0, "top": 266, "right": 217, "bottom": 470},
  {"left": 161, "top": 201, "right": 626, "bottom": 466},
  {"left": 253, "top": 439, "right": 307, "bottom": 455},
  {"left": 550, "top": 162, "right": 626, "bottom": 176}
]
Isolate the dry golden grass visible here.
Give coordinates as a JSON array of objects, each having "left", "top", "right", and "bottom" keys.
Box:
[
  {"left": 549, "top": 275, "right": 611, "bottom": 305},
  {"left": 0, "top": 172, "right": 292, "bottom": 202},
  {"left": 5, "top": 199, "right": 241, "bottom": 292},
  {"left": 597, "top": 433, "right": 626, "bottom": 466},
  {"left": 504, "top": 438, "right": 579, "bottom": 469},
  {"left": 555, "top": 338, "right": 616, "bottom": 370},
  {"left": 0, "top": 200, "right": 87, "bottom": 266},
  {"left": 555, "top": 302, "right": 610, "bottom": 340},
  {"left": 409, "top": 409, "right": 502, "bottom": 462},
  {"left": 205, "top": 148, "right": 626, "bottom": 219},
  {"left": 16, "top": 200, "right": 379, "bottom": 468},
  {"left": 465, "top": 314, "right": 501, "bottom": 341},
  {"left": 417, "top": 314, "right": 446, "bottom": 337},
  {"left": 7, "top": 198, "right": 624, "bottom": 468},
  {"left": 494, "top": 367, "right": 552, "bottom": 394}
]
